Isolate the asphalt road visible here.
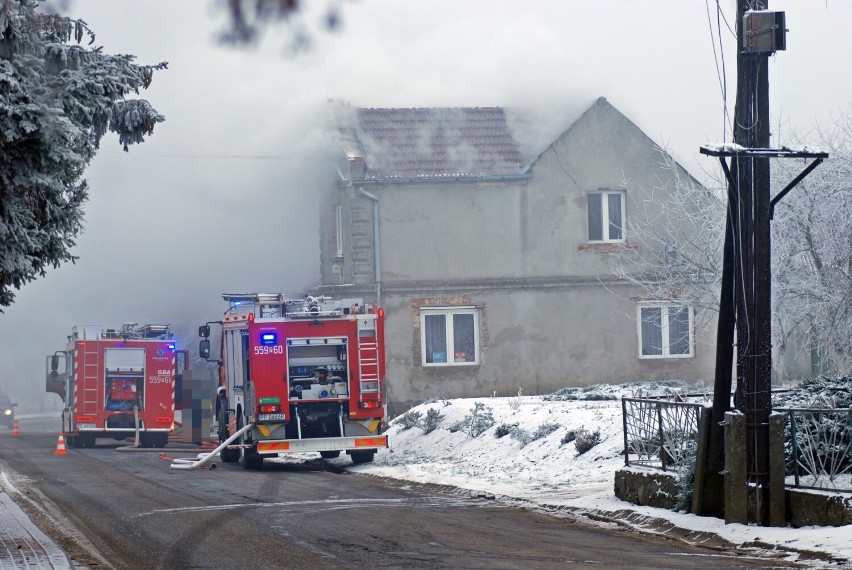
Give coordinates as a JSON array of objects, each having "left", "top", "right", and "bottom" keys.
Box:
[{"left": 0, "top": 415, "right": 801, "bottom": 569}]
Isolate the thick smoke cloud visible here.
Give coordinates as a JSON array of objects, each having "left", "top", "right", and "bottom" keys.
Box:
[{"left": 0, "top": 0, "right": 849, "bottom": 411}]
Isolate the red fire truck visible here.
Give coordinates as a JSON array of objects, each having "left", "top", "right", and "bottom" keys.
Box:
[
  {"left": 200, "top": 294, "right": 388, "bottom": 468},
  {"left": 47, "top": 323, "right": 182, "bottom": 448}
]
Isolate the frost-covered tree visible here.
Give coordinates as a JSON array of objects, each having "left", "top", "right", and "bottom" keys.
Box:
[
  {"left": 217, "top": 0, "right": 343, "bottom": 51},
  {"left": 771, "top": 119, "right": 852, "bottom": 374},
  {"left": 609, "top": 115, "right": 852, "bottom": 376},
  {"left": 0, "top": 0, "right": 166, "bottom": 309}
]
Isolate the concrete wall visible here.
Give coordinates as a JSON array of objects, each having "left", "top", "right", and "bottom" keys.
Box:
[
  {"left": 614, "top": 467, "right": 681, "bottom": 509},
  {"left": 377, "top": 285, "right": 716, "bottom": 404},
  {"left": 615, "top": 467, "right": 852, "bottom": 527}
]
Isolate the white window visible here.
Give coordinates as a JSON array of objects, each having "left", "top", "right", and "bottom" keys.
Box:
[
  {"left": 637, "top": 304, "right": 694, "bottom": 358},
  {"left": 420, "top": 307, "right": 479, "bottom": 366},
  {"left": 587, "top": 191, "right": 625, "bottom": 242}
]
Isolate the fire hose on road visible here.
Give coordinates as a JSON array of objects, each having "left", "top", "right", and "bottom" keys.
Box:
[{"left": 167, "top": 422, "right": 253, "bottom": 470}]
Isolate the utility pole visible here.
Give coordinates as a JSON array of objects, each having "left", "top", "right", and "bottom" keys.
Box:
[
  {"left": 733, "top": 0, "right": 773, "bottom": 521},
  {"left": 698, "top": 3, "right": 827, "bottom": 525},
  {"left": 700, "top": 0, "right": 774, "bottom": 523}
]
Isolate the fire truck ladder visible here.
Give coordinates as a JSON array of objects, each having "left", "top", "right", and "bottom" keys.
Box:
[
  {"left": 357, "top": 318, "right": 380, "bottom": 401},
  {"left": 81, "top": 342, "right": 101, "bottom": 415}
]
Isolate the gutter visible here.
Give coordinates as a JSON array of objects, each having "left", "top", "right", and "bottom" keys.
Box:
[
  {"left": 357, "top": 188, "right": 382, "bottom": 307},
  {"left": 345, "top": 174, "right": 531, "bottom": 187}
]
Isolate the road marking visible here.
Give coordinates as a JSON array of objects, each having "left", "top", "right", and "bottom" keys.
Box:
[{"left": 135, "top": 496, "right": 481, "bottom": 518}]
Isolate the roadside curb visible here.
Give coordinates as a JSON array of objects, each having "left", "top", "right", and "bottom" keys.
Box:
[
  {"left": 447, "top": 486, "right": 851, "bottom": 567},
  {"left": 0, "top": 477, "right": 72, "bottom": 569},
  {"left": 570, "top": 506, "right": 847, "bottom": 566}
]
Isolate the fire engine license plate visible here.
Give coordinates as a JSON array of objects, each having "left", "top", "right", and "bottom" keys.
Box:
[
  {"left": 258, "top": 414, "right": 286, "bottom": 422},
  {"left": 76, "top": 423, "right": 96, "bottom": 429}
]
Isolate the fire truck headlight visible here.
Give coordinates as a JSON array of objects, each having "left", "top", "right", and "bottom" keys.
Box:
[{"left": 3, "top": 409, "right": 11, "bottom": 416}]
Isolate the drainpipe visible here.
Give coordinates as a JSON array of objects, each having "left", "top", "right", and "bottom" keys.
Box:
[{"left": 357, "top": 188, "right": 381, "bottom": 307}]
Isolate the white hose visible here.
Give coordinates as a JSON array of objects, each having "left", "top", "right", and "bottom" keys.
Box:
[
  {"left": 169, "top": 422, "right": 253, "bottom": 470},
  {"left": 133, "top": 405, "right": 140, "bottom": 448}
]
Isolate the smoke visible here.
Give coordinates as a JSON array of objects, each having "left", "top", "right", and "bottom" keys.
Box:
[{"left": 0, "top": 0, "right": 848, "bottom": 411}]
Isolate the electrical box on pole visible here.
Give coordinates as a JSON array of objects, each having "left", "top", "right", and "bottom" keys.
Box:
[{"left": 743, "top": 11, "right": 787, "bottom": 53}]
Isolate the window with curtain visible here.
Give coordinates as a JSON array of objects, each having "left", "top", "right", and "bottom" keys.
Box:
[
  {"left": 421, "top": 308, "right": 479, "bottom": 366},
  {"left": 638, "top": 304, "right": 693, "bottom": 358}
]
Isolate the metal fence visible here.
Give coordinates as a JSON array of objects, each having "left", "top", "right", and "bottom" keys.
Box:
[
  {"left": 621, "top": 397, "right": 704, "bottom": 471},
  {"left": 621, "top": 396, "right": 852, "bottom": 492},
  {"left": 777, "top": 407, "right": 852, "bottom": 492}
]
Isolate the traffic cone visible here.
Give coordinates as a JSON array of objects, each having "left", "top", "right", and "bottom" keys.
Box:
[
  {"left": 11, "top": 419, "right": 20, "bottom": 437},
  {"left": 54, "top": 434, "right": 68, "bottom": 456}
]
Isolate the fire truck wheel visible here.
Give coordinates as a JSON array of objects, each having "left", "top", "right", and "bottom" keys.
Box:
[
  {"left": 320, "top": 451, "right": 340, "bottom": 459},
  {"left": 220, "top": 446, "right": 239, "bottom": 463},
  {"left": 236, "top": 412, "right": 263, "bottom": 470},
  {"left": 66, "top": 436, "right": 77, "bottom": 448},
  {"left": 350, "top": 450, "right": 375, "bottom": 465},
  {"left": 217, "top": 402, "right": 238, "bottom": 462},
  {"left": 77, "top": 434, "right": 95, "bottom": 448},
  {"left": 242, "top": 448, "right": 264, "bottom": 470}
]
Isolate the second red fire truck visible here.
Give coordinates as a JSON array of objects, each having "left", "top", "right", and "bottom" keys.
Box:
[
  {"left": 201, "top": 293, "right": 388, "bottom": 468},
  {"left": 47, "top": 323, "right": 183, "bottom": 448}
]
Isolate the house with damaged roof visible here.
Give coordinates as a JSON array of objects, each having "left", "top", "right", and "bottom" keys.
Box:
[{"left": 317, "top": 98, "right": 740, "bottom": 406}]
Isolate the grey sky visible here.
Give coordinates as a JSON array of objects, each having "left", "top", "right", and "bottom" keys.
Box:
[{"left": 1, "top": 0, "right": 849, "bottom": 407}]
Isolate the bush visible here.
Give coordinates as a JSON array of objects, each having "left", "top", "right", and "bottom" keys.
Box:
[
  {"left": 495, "top": 423, "right": 516, "bottom": 438},
  {"left": 674, "top": 443, "right": 698, "bottom": 512},
  {"left": 774, "top": 375, "right": 852, "bottom": 477},
  {"left": 421, "top": 408, "right": 443, "bottom": 434},
  {"left": 561, "top": 429, "right": 580, "bottom": 445},
  {"left": 510, "top": 427, "right": 531, "bottom": 446},
  {"left": 509, "top": 387, "right": 523, "bottom": 412},
  {"left": 531, "top": 422, "right": 560, "bottom": 441},
  {"left": 450, "top": 402, "right": 495, "bottom": 437},
  {"left": 574, "top": 429, "right": 602, "bottom": 455},
  {"left": 494, "top": 422, "right": 560, "bottom": 447},
  {"left": 394, "top": 408, "right": 443, "bottom": 434},
  {"left": 396, "top": 410, "right": 422, "bottom": 430}
]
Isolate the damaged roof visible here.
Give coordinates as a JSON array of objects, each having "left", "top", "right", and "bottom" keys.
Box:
[{"left": 351, "top": 107, "right": 525, "bottom": 180}]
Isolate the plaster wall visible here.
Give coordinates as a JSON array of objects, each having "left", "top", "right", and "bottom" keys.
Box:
[
  {"left": 360, "top": 180, "right": 529, "bottom": 281},
  {"left": 381, "top": 284, "right": 717, "bottom": 404}
]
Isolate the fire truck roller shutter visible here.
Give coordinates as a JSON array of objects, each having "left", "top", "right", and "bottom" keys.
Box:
[{"left": 104, "top": 349, "right": 145, "bottom": 411}]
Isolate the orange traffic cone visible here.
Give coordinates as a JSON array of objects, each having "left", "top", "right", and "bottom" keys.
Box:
[
  {"left": 54, "top": 433, "right": 68, "bottom": 456},
  {"left": 11, "top": 419, "right": 20, "bottom": 437}
]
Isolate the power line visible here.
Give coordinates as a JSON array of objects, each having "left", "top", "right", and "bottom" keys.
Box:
[{"left": 100, "top": 150, "right": 295, "bottom": 160}]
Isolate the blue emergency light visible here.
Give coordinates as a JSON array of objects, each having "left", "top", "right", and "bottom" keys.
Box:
[
  {"left": 168, "top": 343, "right": 176, "bottom": 350},
  {"left": 260, "top": 332, "right": 278, "bottom": 346}
]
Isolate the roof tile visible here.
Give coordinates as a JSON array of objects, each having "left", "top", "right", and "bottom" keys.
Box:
[{"left": 354, "top": 107, "right": 524, "bottom": 179}]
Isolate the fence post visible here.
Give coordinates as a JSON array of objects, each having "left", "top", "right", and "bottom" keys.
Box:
[
  {"left": 622, "top": 398, "right": 629, "bottom": 466},
  {"left": 724, "top": 411, "right": 748, "bottom": 524},
  {"left": 691, "top": 406, "right": 711, "bottom": 515},
  {"left": 768, "top": 412, "right": 786, "bottom": 526},
  {"left": 789, "top": 410, "right": 800, "bottom": 488},
  {"left": 848, "top": 409, "right": 851, "bottom": 476},
  {"left": 657, "top": 402, "right": 666, "bottom": 471}
]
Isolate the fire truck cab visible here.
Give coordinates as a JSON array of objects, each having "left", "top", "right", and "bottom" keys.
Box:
[
  {"left": 202, "top": 294, "right": 388, "bottom": 468},
  {"left": 47, "top": 323, "right": 182, "bottom": 448}
]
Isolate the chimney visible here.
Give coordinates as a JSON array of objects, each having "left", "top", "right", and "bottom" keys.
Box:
[{"left": 348, "top": 156, "right": 366, "bottom": 180}]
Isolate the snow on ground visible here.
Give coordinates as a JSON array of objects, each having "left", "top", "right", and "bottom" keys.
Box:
[{"left": 346, "top": 385, "right": 852, "bottom": 567}]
